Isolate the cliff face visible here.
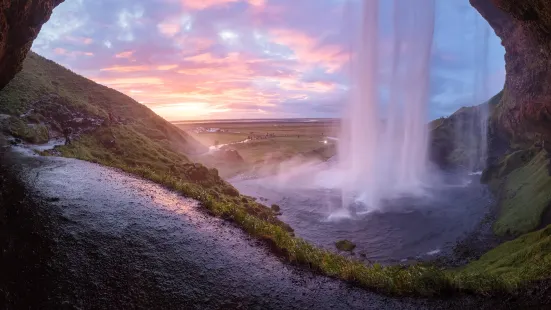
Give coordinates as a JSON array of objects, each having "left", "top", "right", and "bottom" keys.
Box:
[
  {"left": 470, "top": 0, "right": 551, "bottom": 144},
  {"left": 0, "top": 0, "right": 64, "bottom": 90}
]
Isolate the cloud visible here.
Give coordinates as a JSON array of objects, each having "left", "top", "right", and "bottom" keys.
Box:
[
  {"left": 115, "top": 50, "right": 135, "bottom": 58},
  {"left": 32, "top": 0, "right": 505, "bottom": 120},
  {"left": 181, "top": 0, "right": 264, "bottom": 10}
]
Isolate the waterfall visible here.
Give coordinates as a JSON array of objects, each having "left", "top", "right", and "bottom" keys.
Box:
[
  {"left": 453, "top": 12, "right": 491, "bottom": 173},
  {"left": 338, "top": 0, "right": 436, "bottom": 212}
]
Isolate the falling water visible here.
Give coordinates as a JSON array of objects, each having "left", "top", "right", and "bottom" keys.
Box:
[
  {"left": 338, "top": 0, "right": 436, "bottom": 212},
  {"left": 453, "top": 13, "right": 491, "bottom": 172},
  {"left": 473, "top": 14, "right": 491, "bottom": 171}
]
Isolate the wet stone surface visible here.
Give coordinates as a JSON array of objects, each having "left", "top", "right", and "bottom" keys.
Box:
[{"left": 0, "top": 147, "right": 510, "bottom": 309}]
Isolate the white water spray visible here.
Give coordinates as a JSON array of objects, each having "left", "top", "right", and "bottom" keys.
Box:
[{"left": 338, "top": 0, "right": 436, "bottom": 212}]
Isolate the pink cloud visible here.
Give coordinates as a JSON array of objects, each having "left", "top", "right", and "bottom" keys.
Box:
[
  {"left": 248, "top": 0, "right": 265, "bottom": 6},
  {"left": 115, "top": 51, "right": 135, "bottom": 59},
  {"left": 54, "top": 47, "right": 67, "bottom": 55},
  {"left": 181, "top": 0, "right": 240, "bottom": 10},
  {"left": 181, "top": 0, "right": 265, "bottom": 10},
  {"left": 157, "top": 22, "right": 180, "bottom": 37},
  {"left": 64, "top": 36, "right": 94, "bottom": 45},
  {"left": 94, "top": 77, "right": 164, "bottom": 86},
  {"left": 279, "top": 81, "right": 337, "bottom": 93},
  {"left": 100, "top": 65, "right": 150, "bottom": 72},
  {"left": 269, "top": 28, "right": 349, "bottom": 73},
  {"left": 53, "top": 48, "right": 94, "bottom": 57},
  {"left": 157, "top": 64, "right": 179, "bottom": 71}
]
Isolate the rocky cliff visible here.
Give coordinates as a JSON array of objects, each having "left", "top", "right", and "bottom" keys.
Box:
[
  {"left": 0, "top": 0, "right": 63, "bottom": 90},
  {"left": 470, "top": 0, "right": 551, "bottom": 145}
]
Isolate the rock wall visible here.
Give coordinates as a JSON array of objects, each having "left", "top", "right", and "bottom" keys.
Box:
[
  {"left": 470, "top": 0, "right": 551, "bottom": 144},
  {"left": 0, "top": 0, "right": 64, "bottom": 90}
]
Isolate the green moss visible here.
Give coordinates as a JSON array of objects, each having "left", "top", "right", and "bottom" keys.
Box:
[
  {"left": 0, "top": 52, "right": 204, "bottom": 154},
  {"left": 335, "top": 240, "right": 356, "bottom": 252},
  {"left": 5, "top": 52, "right": 547, "bottom": 298},
  {"left": 5, "top": 117, "right": 49, "bottom": 144},
  {"left": 454, "top": 224, "right": 551, "bottom": 293},
  {"left": 494, "top": 150, "right": 551, "bottom": 236},
  {"left": 481, "top": 149, "right": 537, "bottom": 190}
]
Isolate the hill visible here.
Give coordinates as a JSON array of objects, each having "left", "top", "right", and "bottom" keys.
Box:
[
  {"left": 0, "top": 51, "right": 291, "bottom": 233},
  {"left": 1, "top": 52, "right": 551, "bottom": 298},
  {"left": 0, "top": 52, "right": 205, "bottom": 155}
]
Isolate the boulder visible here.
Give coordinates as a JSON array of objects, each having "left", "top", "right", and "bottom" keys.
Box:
[
  {"left": 470, "top": 0, "right": 551, "bottom": 145},
  {"left": 0, "top": 0, "right": 64, "bottom": 90},
  {"left": 335, "top": 239, "right": 356, "bottom": 252}
]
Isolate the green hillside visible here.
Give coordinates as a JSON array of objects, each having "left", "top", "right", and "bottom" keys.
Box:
[
  {"left": 2, "top": 52, "right": 551, "bottom": 298},
  {"left": 0, "top": 52, "right": 204, "bottom": 155},
  {"left": 0, "top": 51, "right": 291, "bottom": 233}
]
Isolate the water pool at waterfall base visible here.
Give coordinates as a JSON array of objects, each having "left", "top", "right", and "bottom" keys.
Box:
[{"left": 231, "top": 169, "right": 493, "bottom": 264}]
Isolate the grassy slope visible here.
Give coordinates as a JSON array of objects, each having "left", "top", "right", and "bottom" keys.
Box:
[
  {"left": 457, "top": 225, "right": 551, "bottom": 291},
  {"left": 428, "top": 91, "right": 551, "bottom": 292},
  {"left": 428, "top": 91, "right": 503, "bottom": 169},
  {"left": 494, "top": 150, "right": 551, "bottom": 236},
  {"left": 0, "top": 52, "right": 460, "bottom": 296},
  {"left": 2, "top": 52, "right": 551, "bottom": 297},
  {"left": 0, "top": 52, "right": 203, "bottom": 155}
]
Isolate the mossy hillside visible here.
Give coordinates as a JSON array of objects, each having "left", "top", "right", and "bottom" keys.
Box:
[
  {"left": 492, "top": 149, "right": 551, "bottom": 236},
  {"left": 50, "top": 126, "right": 289, "bottom": 229},
  {"left": 51, "top": 128, "right": 468, "bottom": 297},
  {"left": 481, "top": 148, "right": 536, "bottom": 189},
  {"left": 456, "top": 224, "right": 551, "bottom": 292},
  {"left": 429, "top": 91, "right": 503, "bottom": 169},
  {"left": 2, "top": 117, "right": 49, "bottom": 144},
  {"left": 55, "top": 128, "right": 551, "bottom": 297},
  {"left": 0, "top": 52, "right": 204, "bottom": 155},
  {"left": 3, "top": 52, "right": 549, "bottom": 297}
]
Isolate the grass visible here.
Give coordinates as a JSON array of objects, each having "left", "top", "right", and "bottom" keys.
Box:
[
  {"left": 182, "top": 121, "right": 338, "bottom": 177},
  {"left": 492, "top": 150, "right": 551, "bottom": 236},
  {"left": 3, "top": 51, "right": 551, "bottom": 298},
  {"left": 0, "top": 52, "right": 204, "bottom": 155},
  {"left": 190, "top": 131, "right": 250, "bottom": 146},
  {"left": 54, "top": 125, "right": 551, "bottom": 297},
  {"left": 3, "top": 117, "right": 49, "bottom": 144},
  {"left": 53, "top": 130, "right": 464, "bottom": 296},
  {"left": 454, "top": 225, "right": 551, "bottom": 293}
]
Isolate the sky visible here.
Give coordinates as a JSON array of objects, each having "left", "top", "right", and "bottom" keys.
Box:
[{"left": 32, "top": 0, "right": 506, "bottom": 121}]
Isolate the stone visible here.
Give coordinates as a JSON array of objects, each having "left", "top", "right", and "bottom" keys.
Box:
[
  {"left": 335, "top": 240, "right": 356, "bottom": 252},
  {"left": 470, "top": 0, "right": 551, "bottom": 144},
  {"left": 0, "top": 0, "right": 64, "bottom": 90},
  {"left": 271, "top": 204, "right": 280, "bottom": 212}
]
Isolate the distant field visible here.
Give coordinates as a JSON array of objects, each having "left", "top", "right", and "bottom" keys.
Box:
[{"left": 175, "top": 119, "right": 339, "bottom": 176}]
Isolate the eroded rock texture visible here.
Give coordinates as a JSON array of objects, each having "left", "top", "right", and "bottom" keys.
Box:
[
  {"left": 0, "top": 0, "right": 63, "bottom": 90},
  {"left": 471, "top": 0, "right": 551, "bottom": 144}
]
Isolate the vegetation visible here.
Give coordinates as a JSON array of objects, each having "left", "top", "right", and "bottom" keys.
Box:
[
  {"left": 481, "top": 148, "right": 551, "bottom": 236},
  {"left": 53, "top": 129, "right": 460, "bottom": 296},
  {"left": 3, "top": 117, "right": 49, "bottom": 144},
  {"left": 455, "top": 224, "right": 551, "bottom": 293},
  {"left": 2, "top": 52, "right": 551, "bottom": 298},
  {"left": 179, "top": 121, "right": 339, "bottom": 178},
  {"left": 335, "top": 240, "right": 356, "bottom": 252},
  {"left": 428, "top": 91, "right": 504, "bottom": 169},
  {"left": 0, "top": 52, "right": 204, "bottom": 155}
]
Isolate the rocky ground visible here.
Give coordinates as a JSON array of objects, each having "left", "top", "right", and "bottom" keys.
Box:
[{"left": 0, "top": 139, "right": 527, "bottom": 310}]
